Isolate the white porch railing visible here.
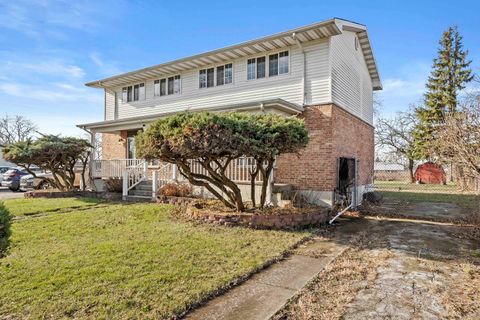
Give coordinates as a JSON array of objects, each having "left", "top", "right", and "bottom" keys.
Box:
[
  {"left": 122, "top": 161, "right": 148, "bottom": 199},
  {"left": 92, "top": 159, "right": 145, "bottom": 178}
]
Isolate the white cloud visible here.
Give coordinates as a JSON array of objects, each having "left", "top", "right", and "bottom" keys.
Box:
[
  {"left": 0, "top": 82, "right": 101, "bottom": 104},
  {"left": 379, "top": 62, "right": 431, "bottom": 115},
  {"left": 0, "top": 0, "right": 123, "bottom": 40},
  {"left": 0, "top": 60, "right": 85, "bottom": 79},
  {"left": 89, "top": 52, "right": 122, "bottom": 76}
]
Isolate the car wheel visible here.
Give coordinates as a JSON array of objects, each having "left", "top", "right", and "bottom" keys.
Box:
[
  {"left": 38, "top": 181, "right": 52, "bottom": 190},
  {"left": 9, "top": 187, "right": 19, "bottom": 192}
]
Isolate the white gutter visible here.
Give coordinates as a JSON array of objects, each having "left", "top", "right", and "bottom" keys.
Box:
[{"left": 292, "top": 32, "right": 307, "bottom": 105}]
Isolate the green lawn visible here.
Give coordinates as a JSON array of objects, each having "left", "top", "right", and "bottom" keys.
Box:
[
  {"left": 380, "top": 191, "right": 480, "bottom": 208},
  {"left": 375, "top": 180, "right": 459, "bottom": 193},
  {"left": 0, "top": 199, "right": 308, "bottom": 319},
  {"left": 4, "top": 197, "right": 105, "bottom": 217}
]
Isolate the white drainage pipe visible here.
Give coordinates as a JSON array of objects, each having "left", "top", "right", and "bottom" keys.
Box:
[{"left": 329, "top": 203, "right": 353, "bottom": 225}]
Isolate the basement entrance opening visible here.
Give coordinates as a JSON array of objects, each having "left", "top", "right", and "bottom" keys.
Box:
[{"left": 335, "top": 157, "right": 358, "bottom": 209}]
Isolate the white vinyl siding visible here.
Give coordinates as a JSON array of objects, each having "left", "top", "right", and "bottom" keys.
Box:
[
  {"left": 109, "top": 40, "right": 331, "bottom": 119},
  {"left": 104, "top": 89, "right": 116, "bottom": 120},
  {"left": 330, "top": 29, "right": 373, "bottom": 125}
]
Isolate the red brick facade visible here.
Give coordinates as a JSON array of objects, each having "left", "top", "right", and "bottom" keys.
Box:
[
  {"left": 100, "top": 104, "right": 374, "bottom": 194},
  {"left": 102, "top": 131, "right": 127, "bottom": 159},
  {"left": 275, "top": 103, "right": 374, "bottom": 191}
]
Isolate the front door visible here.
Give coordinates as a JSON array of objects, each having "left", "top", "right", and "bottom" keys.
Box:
[{"left": 126, "top": 130, "right": 141, "bottom": 159}]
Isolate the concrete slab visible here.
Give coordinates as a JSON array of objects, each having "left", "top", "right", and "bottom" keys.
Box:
[{"left": 186, "top": 235, "right": 349, "bottom": 320}]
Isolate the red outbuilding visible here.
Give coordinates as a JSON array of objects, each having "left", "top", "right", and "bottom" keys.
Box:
[{"left": 414, "top": 162, "right": 446, "bottom": 185}]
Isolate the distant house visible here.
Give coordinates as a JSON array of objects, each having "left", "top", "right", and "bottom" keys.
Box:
[
  {"left": 374, "top": 162, "right": 408, "bottom": 181},
  {"left": 78, "top": 18, "right": 382, "bottom": 206}
]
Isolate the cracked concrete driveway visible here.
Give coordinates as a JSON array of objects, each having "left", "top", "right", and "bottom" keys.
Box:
[{"left": 276, "top": 199, "right": 480, "bottom": 320}]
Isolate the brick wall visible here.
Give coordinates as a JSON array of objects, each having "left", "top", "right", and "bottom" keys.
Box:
[
  {"left": 102, "top": 131, "right": 127, "bottom": 159},
  {"left": 275, "top": 103, "right": 374, "bottom": 191}
]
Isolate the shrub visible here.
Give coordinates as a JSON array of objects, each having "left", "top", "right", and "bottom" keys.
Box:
[
  {"left": 0, "top": 202, "right": 11, "bottom": 257},
  {"left": 136, "top": 111, "right": 308, "bottom": 211},
  {"left": 158, "top": 183, "right": 192, "bottom": 197},
  {"left": 104, "top": 178, "right": 123, "bottom": 193}
]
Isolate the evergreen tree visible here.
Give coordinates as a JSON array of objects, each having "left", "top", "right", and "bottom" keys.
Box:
[{"left": 413, "top": 26, "right": 473, "bottom": 159}]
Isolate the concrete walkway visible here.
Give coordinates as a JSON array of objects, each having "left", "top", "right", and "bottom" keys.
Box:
[{"left": 186, "top": 219, "right": 364, "bottom": 320}]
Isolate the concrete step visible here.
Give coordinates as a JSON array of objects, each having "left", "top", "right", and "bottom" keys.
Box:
[
  {"left": 129, "top": 189, "right": 152, "bottom": 197},
  {"left": 124, "top": 195, "right": 153, "bottom": 202},
  {"left": 136, "top": 184, "right": 153, "bottom": 191}
]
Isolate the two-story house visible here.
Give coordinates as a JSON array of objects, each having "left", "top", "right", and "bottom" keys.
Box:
[{"left": 78, "top": 18, "right": 382, "bottom": 206}]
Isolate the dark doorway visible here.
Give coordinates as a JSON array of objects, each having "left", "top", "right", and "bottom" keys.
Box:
[{"left": 336, "top": 157, "right": 358, "bottom": 208}]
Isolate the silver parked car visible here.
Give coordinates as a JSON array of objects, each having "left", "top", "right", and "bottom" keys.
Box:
[{"left": 19, "top": 171, "right": 53, "bottom": 191}]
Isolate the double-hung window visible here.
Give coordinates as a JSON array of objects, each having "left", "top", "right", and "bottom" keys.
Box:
[
  {"left": 216, "top": 63, "right": 233, "bottom": 86},
  {"left": 154, "top": 75, "right": 180, "bottom": 97},
  {"left": 200, "top": 64, "right": 232, "bottom": 88},
  {"left": 247, "top": 57, "right": 266, "bottom": 80},
  {"left": 267, "top": 50, "right": 289, "bottom": 78},
  {"left": 122, "top": 83, "right": 145, "bottom": 102}
]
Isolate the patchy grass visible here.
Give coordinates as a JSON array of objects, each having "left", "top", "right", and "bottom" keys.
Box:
[
  {"left": 0, "top": 200, "right": 308, "bottom": 319},
  {"left": 375, "top": 180, "right": 459, "bottom": 193},
  {"left": 3, "top": 197, "right": 105, "bottom": 217},
  {"left": 380, "top": 191, "right": 480, "bottom": 209},
  {"left": 273, "top": 231, "right": 393, "bottom": 320}
]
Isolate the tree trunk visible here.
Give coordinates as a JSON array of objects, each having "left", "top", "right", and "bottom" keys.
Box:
[
  {"left": 259, "top": 159, "right": 274, "bottom": 208},
  {"left": 408, "top": 158, "right": 415, "bottom": 183},
  {"left": 249, "top": 162, "right": 260, "bottom": 208}
]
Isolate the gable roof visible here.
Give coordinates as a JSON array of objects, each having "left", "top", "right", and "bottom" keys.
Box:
[{"left": 85, "top": 18, "right": 381, "bottom": 90}]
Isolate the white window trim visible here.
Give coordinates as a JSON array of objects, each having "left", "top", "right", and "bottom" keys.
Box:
[
  {"left": 153, "top": 74, "right": 182, "bottom": 99},
  {"left": 246, "top": 49, "right": 290, "bottom": 81},
  {"left": 198, "top": 62, "right": 234, "bottom": 89},
  {"left": 121, "top": 82, "right": 146, "bottom": 103}
]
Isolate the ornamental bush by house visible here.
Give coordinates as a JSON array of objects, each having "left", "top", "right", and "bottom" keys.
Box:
[{"left": 135, "top": 111, "right": 308, "bottom": 212}]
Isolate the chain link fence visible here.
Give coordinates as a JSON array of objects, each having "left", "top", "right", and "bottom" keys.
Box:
[{"left": 373, "top": 162, "right": 480, "bottom": 194}]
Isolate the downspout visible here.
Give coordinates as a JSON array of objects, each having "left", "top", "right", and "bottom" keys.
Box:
[
  {"left": 79, "top": 126, "right": 97, "bottom": 191},
  {"left": 292, "top": 32, "right": 307, "bottom": 105}
]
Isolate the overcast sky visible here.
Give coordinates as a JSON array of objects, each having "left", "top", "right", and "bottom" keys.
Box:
[{"left": 1, "top": 0, "right": 479, "bottom": 137}]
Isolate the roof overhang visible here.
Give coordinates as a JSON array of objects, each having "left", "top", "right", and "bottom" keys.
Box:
[
  {"left": 85, "top": 19, "right": 343, "bottom": 89},
  {"left": 85, "top": 18, "right": 381, "bottom": 91},
  {"left": 77, "top": 99, "right": 303, "bottom": 132},
  {"left": 339, "top": 19, "right": 382, "bottom": 90}
]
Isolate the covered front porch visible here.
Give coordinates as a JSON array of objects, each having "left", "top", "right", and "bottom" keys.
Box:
[{"left": 78, "top": 99, "right": 302, "bottom": 202}]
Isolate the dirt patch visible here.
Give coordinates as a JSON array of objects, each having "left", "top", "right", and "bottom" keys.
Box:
[
  {"left": 273, "top": 220, "right": 393, "bottom": 320},
  {"left": 274, "top": 217, "right": 480, "bottom": 319}
]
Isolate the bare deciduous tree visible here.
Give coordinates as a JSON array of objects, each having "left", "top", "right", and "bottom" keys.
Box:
[
  {"left": 434, "top": 99, "right": 480, "bottom": 190},
  {"left": 0, "top": 115, "right": 37, "bottom": 146},
  {"left": 375, "top": 106, "right": 418, "bottom": 183}
]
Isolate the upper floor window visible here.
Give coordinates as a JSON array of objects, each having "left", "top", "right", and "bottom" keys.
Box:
[
  {"left": 122, "top": 83, "right": 145, "bottom": 102},
  {"left": 154, "top": 75, "right": 181, "bottom": 97},
  {"left": 199, "top": 63, "right": 232, "bottom": 88},
  {"left": 248, "top": 51, "right": 288, "bottom": 80},
  {"left": 247, "top": 57, "right": 266, "bottom": 80}
]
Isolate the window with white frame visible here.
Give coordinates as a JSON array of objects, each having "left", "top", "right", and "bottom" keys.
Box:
[
  {"left": 154, "top": 75, "right": 180, "bottom": 97},
  {"left": 122, "top": 83, "right": 145, "bottom": 102},
  {"left": 247, "top": 57, "right": 266, "bottom": 80},
  {"left": 248, "top": 51, "right": 288, "bottom": 80},
  {"left": 200, "top": 64, "right": 232, "bottom": 88}
]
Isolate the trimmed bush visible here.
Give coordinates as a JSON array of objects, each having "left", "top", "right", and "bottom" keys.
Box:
[
  {"left": 0, "top": 202, "right": 11, "bottom": 256},
  {"left": 158, "top": 183, "right": 192, "bottom": 197},
  {"left": 104, "top": 178, "right": 123, "bottom": 193}
]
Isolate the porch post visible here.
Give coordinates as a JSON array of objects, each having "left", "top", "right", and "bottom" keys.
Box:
[
  {"left": 265, "top": 168, "right": 273, "bottom": 206},
  {"left": 88, "top": 130, "right": 97, "bottom": 190},
  {"left": 122, "top": 171, "right": 128, "bottom": 200},
  {"left": 172, "top": 164, "right": 178, "bottom": 181},
  {"left": 152, "top": 170, "right": 158, "bottom": 201}
]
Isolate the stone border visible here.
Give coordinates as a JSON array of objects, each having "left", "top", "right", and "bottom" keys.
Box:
[
  {"left": 156, "top": 195, "right": 197, "bottom": 206},
  {"left": 24, "top": 190, "right": 122, "bottom": 201},
  {"left": 186, "top": 205, "right": 330, "bottom": 230}
]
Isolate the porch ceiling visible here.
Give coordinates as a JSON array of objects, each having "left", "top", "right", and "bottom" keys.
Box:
[{"left": 77, "top": 98, "right": 303, "bottom": 133}]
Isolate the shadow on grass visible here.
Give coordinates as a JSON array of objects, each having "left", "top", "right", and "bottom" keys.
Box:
[{"left": 0, "top": 202, "right": 11, "bottom": 257}]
